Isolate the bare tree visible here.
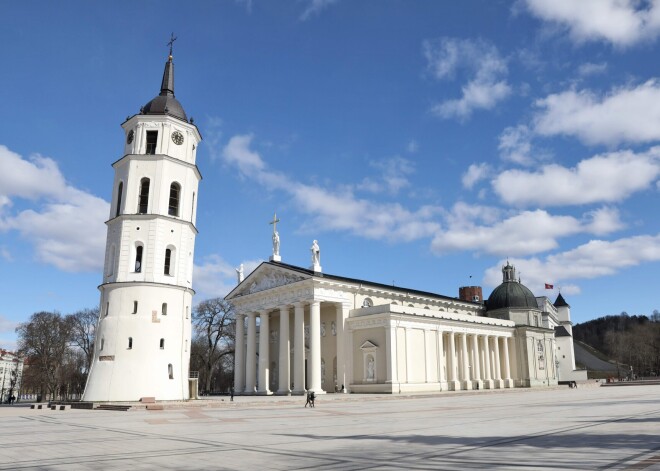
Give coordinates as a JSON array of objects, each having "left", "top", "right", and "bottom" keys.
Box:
[
  {"left": 192, "top": 298, "right": 236, "bottom": 393},
  {"left": 16, "top": 312, "right": 72, "bottom": 401},
  {"left": 65, "top": 307, "right": 98, "bottom": 373}
]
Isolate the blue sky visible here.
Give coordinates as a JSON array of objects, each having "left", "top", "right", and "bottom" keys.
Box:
[{"left": 2, "top": 0, "right": 660, "bottom": 349}]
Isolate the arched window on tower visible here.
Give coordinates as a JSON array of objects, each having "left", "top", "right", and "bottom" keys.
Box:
[
  {"left": 115, "top": 181, "right": 123, "bottom": 217},
  {"left": 168, "top": 183, "right": 180, "bottom": 216},
  {"left": 160, "top": 338, "right": 165, "bottom": 349},
  {"left": 164, "top": 246, "right": 175, "bottom": 276},
  {"left": 138, "top": 178, "right": 150, "bottom": 214},
  {"left": 164, "top": 248, "right": 172, "bottom": 275},
  {"left": 135, "top": 244, "right": 143, "bottom": 273},
  {"left": 168, "top": 363, "right": 173, "bottom": 379},
  {"left": 128, "top": 337, "right": 133, "bottom": 349}
]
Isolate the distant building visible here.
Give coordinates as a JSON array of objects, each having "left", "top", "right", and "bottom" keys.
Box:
[
  {"left": 0, "top": 349, "right": 23, "bottom": 403},
  {"left": 228, "top": 258, "right": 586, "bottom": 395}
]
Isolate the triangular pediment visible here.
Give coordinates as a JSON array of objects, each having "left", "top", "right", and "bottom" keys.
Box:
[
  {"left": 226, "top": 262, "right": 310, "bottom": 299},
  {"left": 360, "top": 340, "right": 378, "bottom": 350}
]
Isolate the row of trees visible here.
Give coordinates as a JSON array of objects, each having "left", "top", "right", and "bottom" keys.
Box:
[
  {"left": 16, "top": 308, "right": 97, "bottom": 401},
  {"left": 15, "top": 298, "right": 236, "bottom": 401},
  {"left": 574, "top": 311, "right": 660, "bottom": 377}
]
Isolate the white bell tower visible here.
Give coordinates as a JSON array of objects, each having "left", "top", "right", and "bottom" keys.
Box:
[{"left": 83, "top": 43, "right": 201, "bottom": 402}]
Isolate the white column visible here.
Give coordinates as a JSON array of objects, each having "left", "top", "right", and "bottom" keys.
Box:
[
  {"left": 293, "top": 302, "right": 305, "bottom": 394},
  {"left": 493, "top": 336, "right": 502, "bottom": 389},
  {"left": 404, "top": 328, "right": 412, "bottom": 384},
  {"left": 461, "top": 333, "right": 472, "bottom": 390},
  {"left": 336, "top": 303, "right": 350, "bottom": 392},
  {"left": 245, "top": 312, "right": 257, "bottom": 393},
  {"left": 448, "top": 331, "right": 459, "bottom": 390},
  {"left": 309, "top": 300, "right": 323, "bottom": 393},
  {"left": 385, "top": 324, "right": 398, "bottom": 385},
  {"left": 234, "top": 314, "right": 245, "bottom": 393},
  {"left": 503, "top": 337, "right": 513, "bottom": 388},
  {"left": 424, "top": 330, "right": 432, "bottom": 383},
  {"left": 482, "top": 335, "right": 493, "bottom": 389},
  {"left": 471, "top": 334, "right": 482, "bottom": 389},
  {"left": 277, "top": 306, "right": 291, "bottom": 394},
  {"left": 258, "top": 310, "right": 270, "bottom": 394},
  {"left": 437, "top": 329, "right": 446, "bottom": 389}
]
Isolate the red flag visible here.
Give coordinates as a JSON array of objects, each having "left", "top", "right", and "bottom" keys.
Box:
[{"left": 545, "top": 283, "right": 554, "bottom": 289}]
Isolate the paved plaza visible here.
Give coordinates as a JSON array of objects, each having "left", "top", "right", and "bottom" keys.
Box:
[{"left": 1, "top": 385, "right": 660, "bottom": 470}]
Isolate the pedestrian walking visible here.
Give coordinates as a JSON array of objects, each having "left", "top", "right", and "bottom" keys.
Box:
[
  {"left": 310, "top": 390, "right": 315, "bottom": 408},
  {"left": 305, "top": 391, "right": 312, "bottom": 408},
  {"left": 230, "top": 386, "right": 234, "bottom": 401}
]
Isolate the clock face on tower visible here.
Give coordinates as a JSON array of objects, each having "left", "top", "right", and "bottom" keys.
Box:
[
  {"left": 127, "top": 130, "right": 134, "bottom": 144},
  {"left": 171, "top": 131, "right": 184, "bottom": 145}
]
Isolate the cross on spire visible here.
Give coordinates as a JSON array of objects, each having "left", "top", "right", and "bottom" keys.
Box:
[
  {"left": 269, "top": 212, "right": 280, "bottom": 234},
  {"left": 167, "top": 32, "right": 177, "bottom": 58}
]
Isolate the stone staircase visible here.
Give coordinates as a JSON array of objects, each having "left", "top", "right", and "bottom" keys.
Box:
[{"left": 95, "top": 404, "right": 133, "bottom": 412}]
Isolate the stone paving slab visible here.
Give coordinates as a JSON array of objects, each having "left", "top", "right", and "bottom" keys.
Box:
[{"left": 1, "top": 385, "right": 659, "bottom": 470}]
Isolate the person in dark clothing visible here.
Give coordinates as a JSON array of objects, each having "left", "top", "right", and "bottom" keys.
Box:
[
  {"left": 309, "top": 390, "right": 315, "bottom": 408},
  {"left": 230, "top": 387, "right": 234, "bottom": 401}
]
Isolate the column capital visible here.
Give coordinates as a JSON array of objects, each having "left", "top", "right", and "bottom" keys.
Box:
[
  {"left": 259, "top": 309, "right": 270, "bottom": 316},
  {"left": 247, "top": 311, "right": 257, "bottom": 318},
  {"left": 279, "top": 305, "right": 290, "bottom": 313},
  {"left": 293, "top": 301, "right": 306, "bottom": 308},
  {"left": 310, "top": 300, "right": 321, "bottom": 307}
]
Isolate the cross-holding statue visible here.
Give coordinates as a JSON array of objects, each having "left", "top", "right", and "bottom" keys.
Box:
[
  {"left": 236, "top": 263, "right": 244, "bottom": 284},
  {"left": 167, "top": 32, "right": 177, "bottom": 58},
  {"left": 269, "top": 213, "right": 281, "bottom": 261}
]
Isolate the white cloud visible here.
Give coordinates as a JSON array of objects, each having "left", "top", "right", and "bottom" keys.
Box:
[
  {"left": 424, "top": 38, "right": 511, "bottom": 121},
  {"left": 358, "top": 157, "right": 415, "bottom": 195},
  {"left": 194, "top": 254, "right": 261, "bottom": 301},
  {"left": 0, "top": 146, "right": 70, "bottom": 200},
  {"left": 300, "top": 0, "right": 339, "bottom": 21},
  {"left": 0, "top": 246, "right": 11, "bottom": 262},
  {"left": 498, "top": 125, "right": 534, "bottom": 165},
  {"left": 406, "top": 140, "right": 419, "bottom": 153},
  {"left": 578, "top": 62, "right": 608, "bottom": 77},
  {"left": 534, "top": 81, "right": 660, "bottom": 146},
  {"left": 203, "top": 116, "right": 224, "bottom": 161},
  {"left": 0, "top": 145, "right": 108, "bottom": 272},
  {"left": 485, "top": 232, "right": 660, "bottom": 293},
  {"left": 0, "top": 314, "right": 17, "bottom": 333},
  {"left": 493, "top": 148, "right": 660, "bottom": 207},
  {"left": 221, "top": 134, "right": 441, "bottom": 242},
  {"left": 523, "top": 0, "right": 660, "bottom": 47},
  {"left": 462, "top": 163, "right": 491, "bottom": 189},
  {"left": 222, "top": 134, "right": 266, "bottom": 174},
  {"left": 432, "top": 80, "right": 511, "bottom": 121},
  {"left": 431, "top": 203, "right": 622, "bottom": 257}
]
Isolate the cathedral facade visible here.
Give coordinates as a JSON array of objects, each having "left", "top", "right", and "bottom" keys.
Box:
[{"left": 228, "top": 258, "right": 586, "bottom": 395}]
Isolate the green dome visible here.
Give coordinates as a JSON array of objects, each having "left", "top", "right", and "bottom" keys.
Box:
[
  {"left": 486, "top": 281, "right": 538, "bottom": 311},
  {"left": 486, "top": 262, "right": 537, "bottom": 311}
]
